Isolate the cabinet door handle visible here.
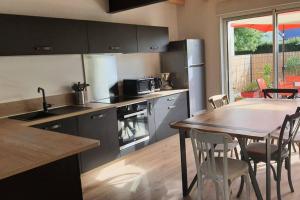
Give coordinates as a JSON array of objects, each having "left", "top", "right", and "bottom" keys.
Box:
[
  {"left": 109, "top": 46, "right": 121, "bottom": 51},
  {"left": 34, "top": 46, "right": 53, "bottom": 51},
  {"left": 168, "top": 105, "right": 176, "bottom": 110},
  {"left": 45, "top": 124, "right": 61, "bottom": 130},
  {"left": 150, "top": 46, "right": 159, "bottom": 50},
  {"left": 91, "top": 114, "right": 105, "bottom": 119},
  {"left": 167, "top": 97, "right": 176, "bottom": 101},
  {"left": 148, "top": 102, "right": 153, "bottom": 115}
]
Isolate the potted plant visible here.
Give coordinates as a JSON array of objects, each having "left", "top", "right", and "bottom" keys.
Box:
[
  {"left": 241, "top": 82, "right": 259, "bottom": 98},
  {"left": 285, "top": 56, "right": 300, "bottom": 83}
]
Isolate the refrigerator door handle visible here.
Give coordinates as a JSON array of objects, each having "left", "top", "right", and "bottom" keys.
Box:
[
  {"left": 185, "top": 63, "right": 205, "bottom": 69},
  {"left": 190, "top": 63, "right": 205, "bottom": 67}
]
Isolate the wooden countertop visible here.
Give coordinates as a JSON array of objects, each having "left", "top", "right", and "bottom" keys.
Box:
[
  {"left": 22, "top": 89, "right": 189, "bottom": 126},
  {"left": 0, "top": 119, "right": 99, "bottom": 180},
  {"left": 0, "top": 89, "right": 187, "bottom": 180}
]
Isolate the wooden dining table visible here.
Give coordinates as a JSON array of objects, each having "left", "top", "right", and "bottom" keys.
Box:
[{"left": 170, "top": 98, "right": 300, "bottom": 200}]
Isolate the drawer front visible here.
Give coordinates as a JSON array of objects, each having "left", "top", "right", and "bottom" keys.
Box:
[
  {"left": 33, "top": 117, "right": 78, "bottom": 136},
  {"left": 154, "top": 92, "right": 188, "bottom": 141},
  {"left": 78, "top": 108, "right": 119, "bottom": 172}
]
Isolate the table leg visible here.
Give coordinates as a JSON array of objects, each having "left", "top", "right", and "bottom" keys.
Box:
[
  {"left": 238, "top": 138, "right": 263, "bottom": 200},
  {"left": 179, "top": 129, "right": 188, "bottom": 196},
  {"left": 266, "top": 135, "right": 271, "bottom": 200}
]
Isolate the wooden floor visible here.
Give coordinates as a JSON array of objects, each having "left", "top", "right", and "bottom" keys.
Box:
[{"left": 81, "top": 135, "right": 300, "bottom": 200}]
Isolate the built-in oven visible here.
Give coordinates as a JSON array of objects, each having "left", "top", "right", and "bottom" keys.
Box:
[{"left": 117, "top": 101, "right": 150, "bottom": 153}]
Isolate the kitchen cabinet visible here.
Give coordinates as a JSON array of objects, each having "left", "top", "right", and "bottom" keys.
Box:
[
  {"left": 87, "top": 21, "right": 137, "bottom": 53},
  {"left": 148, "top": 100, "right": 157, "bottom": 144},
  {"left": 77, "top": 108, "right": 119, "bottom": 173},
  {"left": 137, "top": 25, "right": 169, "bottom": 52},
  {"left": 0, "top": 14, "right": 88, "bottom": 55},
  {"left": 0, "top": 13, "right": 169, "bottom": 56},
  {"left": 33, "top": 117, "right": 78, "bottom": 136},
  {"left": 154, "top": 92, "right": 188, "bottom": 141}
]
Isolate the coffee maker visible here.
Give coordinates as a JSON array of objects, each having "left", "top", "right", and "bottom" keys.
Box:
[{"left": 160, "top": 73, "right": 173, "bottom": 90}]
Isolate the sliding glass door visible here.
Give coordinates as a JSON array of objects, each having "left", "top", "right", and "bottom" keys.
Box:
[
  {"left": 224, "top": 9, "right": 300, "bottom": 101},
  {"left": 277, "top": 11, "right": 300, "bottom": 89}
]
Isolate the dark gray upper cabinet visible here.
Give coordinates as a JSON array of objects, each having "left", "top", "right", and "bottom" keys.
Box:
[
  {"left": 0, "top": 15, "right": 88, "bottom": 55},
  {"left": 154, "top": 92, "right": 188, "bottom": 141},
  {"left": 137, "top": 25, "right": 169, "bottom": 52},
  {"left": 0, "top": 14, "right": 169, "bottom": 55},
  {"left": 87, "top": 21, "right": 137, "bottom": 53},
  {"left": 77, "top": 108, "right": 119, "bottom": 173}
]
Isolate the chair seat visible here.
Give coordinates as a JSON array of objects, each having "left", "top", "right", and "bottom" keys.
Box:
[
  {"left": 246, "top": 142, "right": 288, "bottom": 162},
  {"left": 201, "top": 157, "right": 248, "bottom": 181}
]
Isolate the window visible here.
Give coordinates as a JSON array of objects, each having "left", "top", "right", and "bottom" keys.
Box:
[{"left": 223, "top": 9, "right": 300, "bottom": 101}]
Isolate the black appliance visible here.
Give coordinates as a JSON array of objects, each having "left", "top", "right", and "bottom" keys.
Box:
[
  {"left": 123, "top": 78, "right": 155, "bottom": 96},
  {"left": 154, "top": 77, "right": 162, "bottom": 91},
  {"left": 117, "top": 101, "right": 150, "bottom": 152}
]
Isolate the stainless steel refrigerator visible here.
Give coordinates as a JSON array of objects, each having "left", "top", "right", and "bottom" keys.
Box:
[{"left": 161, "top": 39, "right": 206, "bottom": 116}]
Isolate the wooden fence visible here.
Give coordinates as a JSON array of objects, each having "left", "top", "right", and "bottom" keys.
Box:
[{"left": 230, "top": 51, "right": 300, "bottom": 93}]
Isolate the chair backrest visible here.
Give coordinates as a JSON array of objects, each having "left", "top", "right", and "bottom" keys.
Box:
[
  {"left": 257, "top": 78, "right": 267, "bottom": 91},
  {"left": 190, "top": 129, "right": 233, "bottom": 186},
  {"left": 277, "top": 107, "right": 300, "bottom": 157},
  {"left": 208, "top": 94, "right": 229, "bottom": 109},
  {"left": 262, "top": 88, "right": 298, "bottom": 99}
]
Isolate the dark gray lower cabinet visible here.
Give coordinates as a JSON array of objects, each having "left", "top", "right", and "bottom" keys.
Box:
[
  {"left": 148, "top": 100, "right": 157, "bottom": 144},
  {"left": 154, "top": 92, "right": 188, "bottom": 141},
  {"left": 77, "top": 108, "right": 119, "bottom": 173},
  {"left": 33, "top": 117, "right": 78, "bottom": 136},
  {"left": 32, "top": 92, "right": 188, "bottom": 172}
]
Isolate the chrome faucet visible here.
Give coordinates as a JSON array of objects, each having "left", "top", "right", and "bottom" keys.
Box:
[{"left": 38, "top": 87, "right": 52, "bottom": 112}]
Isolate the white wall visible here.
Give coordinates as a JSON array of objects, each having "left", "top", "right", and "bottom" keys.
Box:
[
  {"left": 84, "top": 53, "right": 160, "bottom": 101},
  {"left": 0, "top": 0, "right": 178, "bottom": 103},
  {"left": 0, "top": 55, "right": 84, "bottom": 103},
  {"left": 177, "top": 0, "right": 221, "bottom": 100},
  {"left": 177, "top": 0, "right": 300, "bottom": 100}
]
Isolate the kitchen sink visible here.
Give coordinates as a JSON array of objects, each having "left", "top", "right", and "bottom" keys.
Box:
[
  {"left": 48, "top": 105, "right": 91, "bottom": 115},
  {"left": 10, "top": 111, "right": 58, "bottom": 121},
  {"left": 10, "top": 105, "right": 91, "bottom": 121}
]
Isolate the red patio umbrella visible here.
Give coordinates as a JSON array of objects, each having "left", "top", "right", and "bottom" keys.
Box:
[
  {"left": 231, "top": 23, "right": 300, "bottom": 81},
  {"left": 231, "top": 23, "right": 300, "bottom": 32}
]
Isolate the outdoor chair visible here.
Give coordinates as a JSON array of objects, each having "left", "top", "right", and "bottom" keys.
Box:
[{"left": 262, "top": 88, "right": 298, "bottom": 99}]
